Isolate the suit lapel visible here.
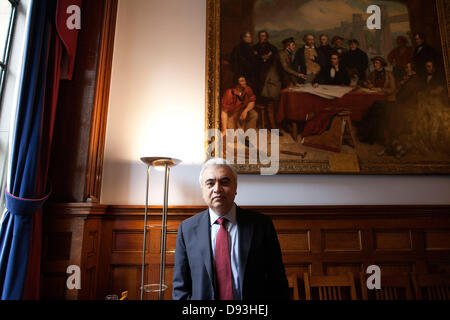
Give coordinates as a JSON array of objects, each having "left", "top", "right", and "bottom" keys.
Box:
[
  {"left": 195, "top": 209, "right": 214, "bottom": 293},
  {"left": 236, "top": 206, "right": 254, "bottom": 293}
]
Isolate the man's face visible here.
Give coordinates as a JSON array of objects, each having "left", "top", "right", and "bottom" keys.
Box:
[
  {"left": 374, "top": 60, "right": 382, "bottom": 71},
  {"left": 259, "top": 32, "right": 268, "bottom": 43},
  {"left": 336, "top": 39, "right": 343, "bottom": 47},
  {"left": 201, "top": 165, "right": 237, "bottom": 215},
  {"left": 426, "top": 62, "right": 434, "bottom": 74},
  {"left": 405, "top": 63, "right": 413, "bottom": 74},
  {"left": 415, "top": 35, "right": 424, "bottom": 46},
  {"left": 320, "top": 36, "right": 328, "bottom": 46},
  {"left": 305, "top": 35, "right": 315, "bottom": 47},
  {"left": 349, "top": 42, "right": 358, "bottom": 51},
  {"left": 237, "top": 77, "right": 247, "bottom": 88},
  {"left": 287, "top": 42, "right": 296, "bottom": 52},
  {"left": 243, "top": 33, "right": 252, "bottom": 44},
  {"left": 331, "top": 55, "right": 339, "bottom": 66}
]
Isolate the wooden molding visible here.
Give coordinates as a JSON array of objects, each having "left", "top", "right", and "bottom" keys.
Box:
[
  {"left": 46, "top": 203, "right": 450, "bottom": 218},
  {"left": 44, "top": 202, "right": 108, "bottom": 218},
  {"left": 86, "top": 0, "right": 119, "bottom": 202}
]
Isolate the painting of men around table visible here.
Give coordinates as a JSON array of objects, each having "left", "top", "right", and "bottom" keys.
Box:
[{"left": 210, "top": 0, "right": 450, "bottom": 174}]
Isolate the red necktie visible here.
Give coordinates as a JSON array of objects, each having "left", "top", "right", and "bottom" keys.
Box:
[{"left": 214, "top": 217, "right": 233, "bottom": 300}]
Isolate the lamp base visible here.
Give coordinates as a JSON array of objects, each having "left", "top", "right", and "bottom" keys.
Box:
[{"left": 141, "top": 283, "right": 168, "bottom": 293}]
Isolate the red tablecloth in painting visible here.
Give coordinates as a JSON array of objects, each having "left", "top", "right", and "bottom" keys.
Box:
[{"left": 276, "top": 88, "right": 386, "bottom": 123}]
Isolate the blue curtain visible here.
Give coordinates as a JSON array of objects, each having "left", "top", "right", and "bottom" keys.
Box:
[{"left": 0, "top": 0, "right": 52, "bottom": 300}]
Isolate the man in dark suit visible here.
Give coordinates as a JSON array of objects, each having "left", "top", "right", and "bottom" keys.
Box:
[
  {"left": 230, "top": 31, "right": 258, "bottom": 91},
  {"left": 331, "top": 35, "right": 346, "bottom": 58},
  {"left": 413, "top": 32, "right": 438, "bottom": 78},
  {"left": 317, "top": 34, "right": 334, "bottom": 67},
  {"left": 172, "top": 158, "right": 289, "bottom": 300},
  {"left": 422, "top": 60, "right": 446, "bottom": 97},
  {"left": 315, "top": 52, "right": 350, "bottom": 86},
  {"left": 342, "top": 39, "right": 368, "bottom": 83}
]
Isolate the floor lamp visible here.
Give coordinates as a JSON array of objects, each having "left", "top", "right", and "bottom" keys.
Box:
[{"left": 140, "top": 157, "right": 181, "bottom": 300}]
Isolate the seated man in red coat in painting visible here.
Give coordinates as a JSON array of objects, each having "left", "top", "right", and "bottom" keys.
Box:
[{"left": 221, "top": 75, "right": 258, "bottom": 134}]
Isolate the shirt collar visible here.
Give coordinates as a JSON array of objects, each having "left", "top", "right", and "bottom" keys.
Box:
[
  {"left": 209, "top": 203, "right": 237, "bottom": 226},
  {"left": 305, "top": 45, "right": 315, "bottom": 49}
]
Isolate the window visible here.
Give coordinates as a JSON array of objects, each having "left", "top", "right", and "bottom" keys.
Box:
[
  {"left": 0, "top": 0, "right": 21, "bottom": 215},
  {"left": 0, "top": 0, "right": 18, "bottom": 106}
]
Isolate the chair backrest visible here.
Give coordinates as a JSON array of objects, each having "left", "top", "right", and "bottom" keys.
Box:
[
  {"left": 287, "top": 274, "right": 300, "bottom": 300},
  {"left": 411, "top": 273, "right": 450, "bottom": 300},
  {"left": 360, "top": 272, "right": 413, "bottom": 300},
  {"left": 304, "top": 272, "right": 357, "bottom": 300}
]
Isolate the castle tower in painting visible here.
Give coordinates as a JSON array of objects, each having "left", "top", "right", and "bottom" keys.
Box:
[{"left": 352, "top": 13, "right": 367, "bottom": 51}]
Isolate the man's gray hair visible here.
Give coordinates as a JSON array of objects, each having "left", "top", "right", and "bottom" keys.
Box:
[{"left": 198, "top": 158, "right": 238, "bottom": 187}]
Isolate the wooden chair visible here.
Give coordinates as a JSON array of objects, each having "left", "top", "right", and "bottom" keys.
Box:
[
  {"left": 287, "top": 274, "right": 300, "bottom": 300},
  {"left": 360, "top": 272, "right": 413, "bottom": 300},
  {"left": 411, "top": 273, "right": 450, "bottom": 300},
  {"left": 304, "top": 272, "right": 358, "bottom": 300}
]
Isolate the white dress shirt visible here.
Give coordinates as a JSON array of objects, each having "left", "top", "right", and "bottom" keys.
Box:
[
  {"left": 209, "top": 204, "right": 241, "bottom": 300},
  {"left": 330, "top": 67, "right": 336, "bottom": 79}
]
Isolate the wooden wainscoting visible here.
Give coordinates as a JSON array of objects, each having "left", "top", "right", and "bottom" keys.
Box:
[
  {"left": 41, "top": 203, "right": 107, "bottom": 299},
  {"left": 96, "top": 206, "right": 194, "bottom": 300},
  {"left": 41, "top": 204, "right": 450, "bottom": 300}
]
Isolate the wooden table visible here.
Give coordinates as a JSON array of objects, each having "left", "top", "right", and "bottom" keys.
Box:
[{"left": 276, "top": 87, "right": 386, "bottom": 123}]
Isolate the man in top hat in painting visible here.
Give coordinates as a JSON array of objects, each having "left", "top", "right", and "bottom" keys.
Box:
[
  {"left": 331, "top": 35, "right": 346, "bottom": 58},
  {"left": 342, "top": 39, "right": 369, "bottom": 83}
]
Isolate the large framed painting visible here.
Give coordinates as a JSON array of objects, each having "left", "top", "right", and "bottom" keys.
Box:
[{"left": 205, "top": 0, "right": 450, "bottom": 174}]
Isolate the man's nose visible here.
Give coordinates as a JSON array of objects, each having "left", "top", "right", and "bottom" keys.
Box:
[{"left": 213, "top": 182, "right": 223, "bottom": 192}]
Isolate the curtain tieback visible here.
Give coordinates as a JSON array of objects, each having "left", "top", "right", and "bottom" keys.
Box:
[{"left": 5, "top": 189, "right": 51, "bottom": 217}]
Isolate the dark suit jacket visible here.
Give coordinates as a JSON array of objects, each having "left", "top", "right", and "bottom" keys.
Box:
[
  {"left": 172, "top": 206, "right": 289, "bottom": 300},
  {"left": 423, "top": 71, "right": 445, "bottom": 91},
  {"left": 316, "top": 65, "right": 350, "bottom": 86},
  {"left": 317, "top": 44, "right": 334, "bottom": 67},
  {"left": 342, "top": 48, "right": 369, "bottom": 81},
  {"left": 413, "top": 43, "right": 438, "bottom": 76},
  {"left": 230, "top": 42, "right": 258, "bottom": 89}
]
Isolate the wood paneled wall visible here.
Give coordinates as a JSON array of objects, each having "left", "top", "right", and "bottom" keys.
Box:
[
  {"left": 49, "top": 0, "right": 117, "bottom": 203},
  {"left": 41, "top": 203, "right": 106, "bottom": 300},
  {"left": 41, "top": 204, "right": 450, "bottom": 300}
]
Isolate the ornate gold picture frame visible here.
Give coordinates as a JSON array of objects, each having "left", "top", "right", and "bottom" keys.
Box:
[{"left": 205, "top": 0, "right": 450, "bottom": 174}]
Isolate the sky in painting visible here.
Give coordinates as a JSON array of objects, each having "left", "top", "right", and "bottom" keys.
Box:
[{"left": 254, "top": 0, "right": 410, "bottom": 33}]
